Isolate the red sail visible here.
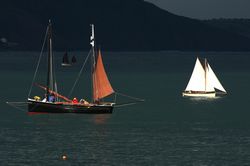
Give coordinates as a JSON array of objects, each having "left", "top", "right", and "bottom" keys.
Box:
[{"left": 93, "top": 50, "right": 114, "bottom": 101}]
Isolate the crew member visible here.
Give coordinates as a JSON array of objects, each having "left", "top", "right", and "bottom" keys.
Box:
[{"left": 72, "top": 97, "right": 78, "bottom": 104}]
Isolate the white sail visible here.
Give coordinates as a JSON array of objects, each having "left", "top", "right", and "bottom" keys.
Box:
[
  {"left": 204, "top": 62, "right": 216, "bottom": 92},
  {"left": 185, "top": 58, "right": 206, "bottom": 91},
  {"left": 206, "top": 63, "right": 226, "bottom": 93}
]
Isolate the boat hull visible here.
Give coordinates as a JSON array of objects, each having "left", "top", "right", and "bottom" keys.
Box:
[
  {"left": 61, "top": 63, "right": 71, "bottom": 67},
  {"left": 28, "top": 100, "right": 113, "bottom": 114},
  {"left": 182, "top": 91, "right": 216, "bottom": 98}
]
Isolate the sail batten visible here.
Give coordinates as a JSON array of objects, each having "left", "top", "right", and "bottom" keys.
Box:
[{"left": 93, "top": 50, "right": 114, "bottom": 101}]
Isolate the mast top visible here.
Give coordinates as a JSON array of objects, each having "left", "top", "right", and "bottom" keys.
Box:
[{"left": 90, "top": 24, "right": 95, "bottom": 47}]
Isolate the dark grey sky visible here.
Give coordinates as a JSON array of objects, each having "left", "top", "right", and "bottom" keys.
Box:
[{"left": 146, "top": 0, "right": 250, "bottom": 19}]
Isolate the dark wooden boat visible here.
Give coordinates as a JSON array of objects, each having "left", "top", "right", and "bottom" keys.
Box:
[
  {"left": 27, "top": 22, "right": 116, "bottom": 113},
  {"left": 28, "top": 100, "right": 113, "bottom": 113}
]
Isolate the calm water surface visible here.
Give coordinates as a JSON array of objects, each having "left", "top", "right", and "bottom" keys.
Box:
[{"left": 0, "top": 51, "right": 250, "bottom": 165}]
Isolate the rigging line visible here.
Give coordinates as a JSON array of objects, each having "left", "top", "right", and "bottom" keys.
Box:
[
  {"left": 68, "top": 49, "right": 92, "bottom": 97},
  {"left": 114, "top": 93, "right": 117, "bottom": 103},
  {"left": 91, "top": 47, "right": 97, "bottom": 102},
  {"left": 115, "top": 92, "right": 145, "bottom": 102},
  {"left": 27, "top": 26, "right": 49, "bottom": 98},
  {"left": 114, "top": 102, "right": 142, "bottom": 108},
  {"left": 6, "top": 102, "right": 27, "bottom": 112}
]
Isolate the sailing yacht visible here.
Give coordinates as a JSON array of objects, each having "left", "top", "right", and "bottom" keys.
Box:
[
  {"left": 27, "top": 21, "right": 116, "bottom": 113},
  {"left": 61, "top": 52, "right": 71, "bottom": 66},
  {"left": 182, "top": 57, "right": 227, "bottom": 97}
]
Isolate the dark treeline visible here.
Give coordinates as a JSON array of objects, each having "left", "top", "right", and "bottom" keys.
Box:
[{"left": 1, "top": 0, "right": 250, "bottom": 51}]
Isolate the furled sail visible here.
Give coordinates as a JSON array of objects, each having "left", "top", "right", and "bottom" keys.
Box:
[
  {"left": 185, "top": 58, "right": 206, "bottom": 91},
  {"left": 206, "top": 63, "right": 226, "bottom": 93},
  {"left": 47, "top": 20, "right": 56, "bottom": 99},
  {"left": 93, "top": 50, "right": 114, "bottom": 101}
]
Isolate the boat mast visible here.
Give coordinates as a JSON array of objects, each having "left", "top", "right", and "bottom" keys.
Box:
[
  {"left": 90, "top": 24, "right": 96, "bottom": 103},
  {"left": 46, "top": 20, "right": 53, "bottom": 101},
  {"left": 204, "top": 58, "right": 207, "bottom": 92}
]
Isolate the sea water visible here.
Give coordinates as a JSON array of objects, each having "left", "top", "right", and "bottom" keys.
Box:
[{"left": 0, "top": 51, "right": 250, "bottom": 165}]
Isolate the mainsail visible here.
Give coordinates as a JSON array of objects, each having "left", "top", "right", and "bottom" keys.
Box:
[
  {"left": 93, "top": 50, "right": 114, "bottom": 101},
  {"left": 185, "top": 58, "right": 207, "bottom": 91}
]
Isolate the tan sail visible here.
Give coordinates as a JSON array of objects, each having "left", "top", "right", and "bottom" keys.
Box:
[{"left": 93, "top": 50, "right": 114, "bottom": 101}]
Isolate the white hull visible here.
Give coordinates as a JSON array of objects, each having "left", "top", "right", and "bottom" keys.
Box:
[
  {"left": 182, "top": 91, "right": 216, "bottom": 98},
  {"left": 61, "top": 63, "right": 71, "bottom": 67}
]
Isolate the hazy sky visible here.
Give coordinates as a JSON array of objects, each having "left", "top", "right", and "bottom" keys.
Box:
[{"left": 146, "top": 0, "right": 250, "bottom": 19}]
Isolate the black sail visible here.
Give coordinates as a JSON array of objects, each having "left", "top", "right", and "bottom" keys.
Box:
[
  {"left": 71, "top": 55, "right": 76, "bottom": 64},
  {"left": 62, "top": 52, "right": 70, "bottom": 64}
]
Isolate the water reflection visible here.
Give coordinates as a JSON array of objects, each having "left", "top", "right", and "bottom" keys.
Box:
[
  {"left": 92, "top": 114, "right": 111, "bottom": 125},
  {"left": 186, "top": 96, "right": 223, "bottom": 102}
]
